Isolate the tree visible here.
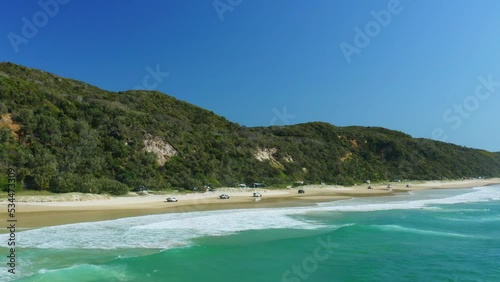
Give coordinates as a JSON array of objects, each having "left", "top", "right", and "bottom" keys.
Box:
[
  {"left": 32, "top": 146, "right": 58, "bottom": 191},
  {"left": 0, "top": 102, "right": 8, "bottom": 114}
]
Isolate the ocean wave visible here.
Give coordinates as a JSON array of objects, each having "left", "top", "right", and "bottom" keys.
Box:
[
  {"left": 315, "top": 186, "right": 500, "bottom": 212},
  {"left": 3, "top": 208, "right": 320, "bottom": 250},
  {"left": 436, "top": 215, "right": 500, "bottom": 223},
  {"left": 430, "top": 208, "right": 490, "bottom": 213},
  {"left": 334, "top": 223, "right": 356, "bottom": 230},
  {"left": 0, "top": 264, "right": 118, "bottom": 282},
  {"left": 0, "top": 266, "right": 17, "bottom": 282},
  {"left": 27, "top": 264, "right": 131, "bottom": 281},
  {"left": 370, "top": 224, "right": 476, "bottom": 238}
]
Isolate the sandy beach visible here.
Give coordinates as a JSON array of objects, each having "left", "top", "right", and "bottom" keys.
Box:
[{"left": 1, "top": 178, "right": 499, "bottom": 230}]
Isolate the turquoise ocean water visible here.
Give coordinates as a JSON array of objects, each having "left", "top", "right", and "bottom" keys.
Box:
[{"left": 2, "top": 185, "right": 500, "bottom": 282}]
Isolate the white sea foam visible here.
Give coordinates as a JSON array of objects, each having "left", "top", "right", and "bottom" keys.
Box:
[
  {"left": 3, "top": 208, "right": 318, "bottom": 250},
  {"left": 315, "top": 186, "right": 500, "bottom": 212},
  {"left": 372, "top": 224, "right": 476, "bottom": 238},
  {"left": 1, "top": 186, "right": 498, "bottom": 250},
  {"left": 436, "top": 215, "right": 500, "bottom": 223},
  {"left": 34, "top": 264, "right": 131, "bottom": 281}
]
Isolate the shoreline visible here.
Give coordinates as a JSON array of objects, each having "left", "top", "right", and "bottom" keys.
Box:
[{"left": 1, "top": 178, "right": 499, "bottom": 230}]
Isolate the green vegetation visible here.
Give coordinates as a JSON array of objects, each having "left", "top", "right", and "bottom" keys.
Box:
[{"left": 1, "top": 62, "right": 499, "bottom": 195}]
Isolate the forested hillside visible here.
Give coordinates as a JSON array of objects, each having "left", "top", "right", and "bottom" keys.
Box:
[{"left": 1, "top": 63, "right": 499, "bottom": 195}]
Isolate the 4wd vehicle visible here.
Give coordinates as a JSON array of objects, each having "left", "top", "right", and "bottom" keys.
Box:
[
  {"left": 253, "top": 192, "right": 262, "bottom": 197},
  {"left": 219, "top": 194, "right": 230, "bottom": 199},
  {"left": 133, "top": 185, "right": 148, "bottom": 192},
  {"left": 166, "top": 197, "right": 178, "bottom": 202}
]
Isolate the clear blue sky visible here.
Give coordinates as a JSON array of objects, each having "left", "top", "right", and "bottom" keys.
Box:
[{"left": 2, "top": 0, "right": 500, "bottom": 151}]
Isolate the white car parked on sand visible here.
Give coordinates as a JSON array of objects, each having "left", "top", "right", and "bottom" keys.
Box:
[
  {"left": 166, "top": 197, "right": 178, "bottom": 202},
  {"left": 253, "top": 192, "right": 262, "bottom": 197}
]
